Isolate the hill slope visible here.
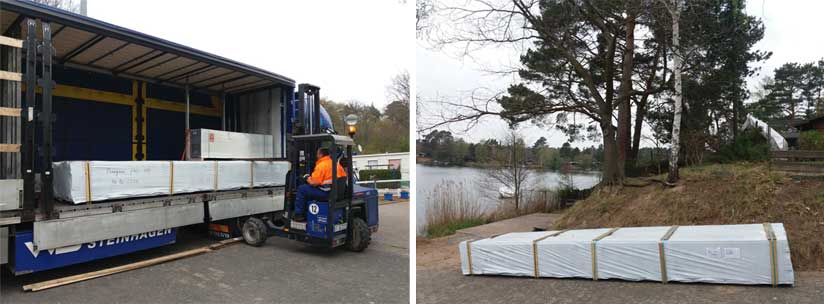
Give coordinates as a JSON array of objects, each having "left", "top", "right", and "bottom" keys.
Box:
[{"left": 553, "top": 163, "right": 824, "bottom": 271}]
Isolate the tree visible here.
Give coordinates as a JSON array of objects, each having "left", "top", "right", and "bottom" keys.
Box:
[
  {"left": 481, "top": 129, "right": 531, "bottom": 210},
  {"left": 417, "top": 0, "right": 434, "bottom": 36},
  {"left": 32, "top": 0, "right": 81, "bottom": 13},
  {"left": 424, "top": 0, "right": 766, "bottom": 184},
  {"left": 387, "top": 71, "right": 410, "bottom": 106},
  {"left": 663, "top": 0, "right": 683, "bottom": 184},
  {"left": 532, "top": 136, "right": 548, "bottom": 150},
  {"left": 426, "top": 0, "right": 674, "bottom": 185}
]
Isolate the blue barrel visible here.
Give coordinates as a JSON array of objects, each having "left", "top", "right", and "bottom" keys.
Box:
[
  {"left": 384, "top": 193, "right": 394, "bottom": 201},
  {"left": 400, "top": 191, "right": 410, "bottom": 199}
]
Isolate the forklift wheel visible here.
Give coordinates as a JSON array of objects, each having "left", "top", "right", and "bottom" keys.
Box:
[
  {"left": 242, "top": 217, "right": 268, "bottom": 247},
  {"left": 346, "top": 217, "right": 371, "bottom": 252}
]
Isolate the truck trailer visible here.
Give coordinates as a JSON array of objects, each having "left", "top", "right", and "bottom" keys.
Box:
[{"left": 0, "top": 0, "right": 377, "bottom": 275}]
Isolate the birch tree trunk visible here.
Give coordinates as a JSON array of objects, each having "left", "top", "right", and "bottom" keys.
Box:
[{"left": 667, "top": 0, "right": 683, "bottom": 184}]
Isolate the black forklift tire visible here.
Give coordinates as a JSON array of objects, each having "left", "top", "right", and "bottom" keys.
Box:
[
  {"left": 346, "top": 217, "right": 371, "bottom": 252},
  {"left": 242, "top": 217, "right": 268, "bottom": 247}
]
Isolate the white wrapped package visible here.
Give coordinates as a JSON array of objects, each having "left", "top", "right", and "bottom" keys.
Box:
[
  {"left": 537, "top": 228, "right": 614, "bottom": 279},
  {"left": 171, "top": 161, "right": 216, "bottom": 194},
  {"left": 459, "top": 223, "right": 794, "bottom": 286},
  {"left": 665, "top": 224, "right": 794, "bottom": 285},
  {"left": 53, "top": 161, "right": 171, "bottom": 204},
  {"left": 190, "top": 129, "right": 274, "bottom": 159},
  {"left": 217, "top": 161, "right": 253, "bottom": 190},
  {"left": 597, "top": 226, "right": 673, "bottom": 281},
  {"left": 459, "top": 231, "right": 555, "bottom": 277},
  {"left": 54, "top": 160, "right": 290, "bottom": 204},
  {"left": 252, "top": 161, "right": 289, "bottom": 187}
]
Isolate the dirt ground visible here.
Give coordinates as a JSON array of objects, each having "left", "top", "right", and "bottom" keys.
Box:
[{"left": 416, "top": 212, "right": 824, "bottom": 304}]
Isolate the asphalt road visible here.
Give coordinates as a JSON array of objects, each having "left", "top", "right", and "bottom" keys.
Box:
[
  {"left": 417, "top": 269, "right": 824, "bottom": 304},
  {"left": 1, "top": 202, "right": 409, "bottom": 304},
  {"left": 417, "top": 213, "right": 824, "bottom": 304}
]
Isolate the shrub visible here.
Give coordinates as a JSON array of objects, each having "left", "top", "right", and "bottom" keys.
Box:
[
  {"left": 799, "top": 130, "right": 824, "bottom": 150},
  {"left": 358, "top": 169, "right": 401, "bottom": 188},
  {"left": 715, "top": 128, "right": 770, "bottom": 163}
]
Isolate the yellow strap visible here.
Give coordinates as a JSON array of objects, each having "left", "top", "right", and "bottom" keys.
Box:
[
  {"left": 466, "top": 239, "right": 481, "bottom": 275},
  {"left": 169, "top": 161, "right": 175, "bottom": 195},
  {"left": 763, "top": 223, "right": 778, "bottom": 287},
  {"left": 658, "top": 225, "right": 679, "bottom": 284},
  {"left": 213, "top": 161, "right": 219, "bottom": 192},
  {"left": 84, "top": 161, "right": 91, "bottom": 204},
  {"left": 532, "top": 229, "right": 568, "bottom": 278},
  {"left": 591, "top": 227, "right": 620, "bottom": 280}
]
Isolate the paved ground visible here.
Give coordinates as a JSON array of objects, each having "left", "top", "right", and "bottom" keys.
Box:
[
  {"left": 417, "top": 213, "right": 824, "bottom": 304},
  {"left": 1, "top": 202, "right": 409, "bottom": 304},
  {"left": 455, "top": 213, "right": 560, "bottom": 238}
]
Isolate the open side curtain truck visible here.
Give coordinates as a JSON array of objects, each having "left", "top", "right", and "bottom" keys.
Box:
[{"left": 0, "top": 0, "right": 378, "bottom": 275}]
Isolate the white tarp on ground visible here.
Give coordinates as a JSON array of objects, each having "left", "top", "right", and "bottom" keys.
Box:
[
  {"left": 53, "top": 160, "right": 289, "bottom": 204},
  {"left": 742, "top": 114, "right": 788, "bottom": 151},
  {"left": 459, "top": 223, "right": 794, "bottom": 286}
]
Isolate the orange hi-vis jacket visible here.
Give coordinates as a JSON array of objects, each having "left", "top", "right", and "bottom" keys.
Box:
[{"left": 308, "top": 155, "right": 347, "bottom": 188}]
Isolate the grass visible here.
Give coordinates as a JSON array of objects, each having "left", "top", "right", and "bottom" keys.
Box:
[
  {"left": 423, "top": 181, "right": 488, "bottom": 237},
  {"left": 553, "top": 162, "right": 824, "bottom": 271},
  {"left": 423, "top": 181, "right": 561, "bottom": 238},
  {"left": 426, "top": 218, "right": 489, "bottom": 238}
]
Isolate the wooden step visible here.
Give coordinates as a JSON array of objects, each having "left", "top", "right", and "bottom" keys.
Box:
[
  {"left": 0, "top": 144, "right": 21, "bottom": 153},
  {"left": 0, "top": 107, "right": 21, "bottom": 117},
  {"left": 0, "top": 36, "right": 23, "bottom": 48},
  {"left": 0, "top": 71, "right": 22, "bottom": 82}
]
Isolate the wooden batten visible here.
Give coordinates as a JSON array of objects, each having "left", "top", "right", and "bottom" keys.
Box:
[
  {"left": 0, "top": 106, "right": 21, "bottom": 117},
  {"left": 0, "top": 71, "right": 22, "bottom": 82},
  {"left": 0, "top": 36, "right": 23, "bottom": 48}
]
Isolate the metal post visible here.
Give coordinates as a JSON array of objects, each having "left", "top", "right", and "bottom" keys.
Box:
[
  {"left": 312, "top": 89, "right": 320, "bottom": 134},
  {"left": 21, "top": 19, "right": 36, "bottom": 221},
  {"left": 328, "top": 143, "right": 337, "bottom": 242},
  {"left": 221, "top": 92, "right": 226, "bottom": 130},
  {"left": 185, "top": 84, "right": 191, "bottom": 160},
  {"left": 41, "top": 22, "right": 55, "bottom": 218}
]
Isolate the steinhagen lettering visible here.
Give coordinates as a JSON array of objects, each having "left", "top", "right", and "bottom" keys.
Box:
[{"left": 85, "top": 229, "right": 173, "bottom": 249}]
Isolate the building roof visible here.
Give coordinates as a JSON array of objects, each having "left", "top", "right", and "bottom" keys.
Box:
[
  {"left": 792, "top": 115, "right": 824, "bottom": 128},
  {"left": 0, "top": 0, "right": 295, "bottom": 94},
  {"left": 353, "top": 152, "right": 410, "bottom": 159}
]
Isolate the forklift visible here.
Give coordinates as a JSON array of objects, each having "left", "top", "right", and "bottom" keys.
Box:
[{"left": 239, "top": 84, "right": 379, "bottom": 251}]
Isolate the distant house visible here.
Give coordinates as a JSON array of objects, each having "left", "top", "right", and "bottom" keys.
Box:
[
  {"left": 794, "top": 116, "right": 824, "bottom": 133},
  {"left": 352, "top": 152, "right": 410, "bottom": 180},
  {"left": 789, "top": 115, "right": 824, "bottom": 148}
]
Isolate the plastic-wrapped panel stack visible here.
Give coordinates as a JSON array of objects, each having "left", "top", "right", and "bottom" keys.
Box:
[
  {"left": 459, "top": 223, "right": 793, "bottom": 286},
  {"left": 53, "top": 160, "right": 289, "bottom": 204}
]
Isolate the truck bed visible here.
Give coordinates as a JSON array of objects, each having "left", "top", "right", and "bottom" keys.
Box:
[{"left": 1, "top": 186, "right": 285, "bottom": 250}]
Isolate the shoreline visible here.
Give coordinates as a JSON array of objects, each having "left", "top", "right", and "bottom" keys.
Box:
[{"left": 415, "top": 160, "right": 602, "bottom": 175}]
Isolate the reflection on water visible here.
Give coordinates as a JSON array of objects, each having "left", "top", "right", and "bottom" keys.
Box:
[{"left": 415, "top": 165, "right": 601, "bottom": 235}]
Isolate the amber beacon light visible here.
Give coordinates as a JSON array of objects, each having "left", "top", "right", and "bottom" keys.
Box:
[{"left": 345, "top": 114, "right": 359, "bottom": 137}]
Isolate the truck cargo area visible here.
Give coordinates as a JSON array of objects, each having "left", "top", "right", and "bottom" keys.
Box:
[{"left": 0, "top": 0, "right": 300, "bottom": 274}]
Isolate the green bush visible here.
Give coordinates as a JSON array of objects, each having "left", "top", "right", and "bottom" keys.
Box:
[
  {"left": 799, "top": 130, "right": 824, "bottom": 150},
  {"left": 358, "top": 169, "right": 401, "bottom": 188},
  {"left": 715, "top": 128, "right": 770, "bottom": 163}
]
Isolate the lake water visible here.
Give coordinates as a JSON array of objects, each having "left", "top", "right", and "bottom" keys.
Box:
[{"left": 415, "top": 165, "right": 601, "bottom": 235}]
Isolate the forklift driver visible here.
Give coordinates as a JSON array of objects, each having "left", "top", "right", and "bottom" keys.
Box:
[{"left": 294, "top": 147, "right": 347, "bottom": 222}]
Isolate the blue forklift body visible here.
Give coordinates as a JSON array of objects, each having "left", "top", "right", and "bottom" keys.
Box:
[{"left": 305, "top": 186, "right": 378, "bottom": 239}]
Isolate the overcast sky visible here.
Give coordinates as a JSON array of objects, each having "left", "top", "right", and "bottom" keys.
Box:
[
  {"left": 418, "top": 0, "right": 821, "bottom": 148},
  {"left": 88, "top": 0, "right": 413, "bottom": 109}
]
